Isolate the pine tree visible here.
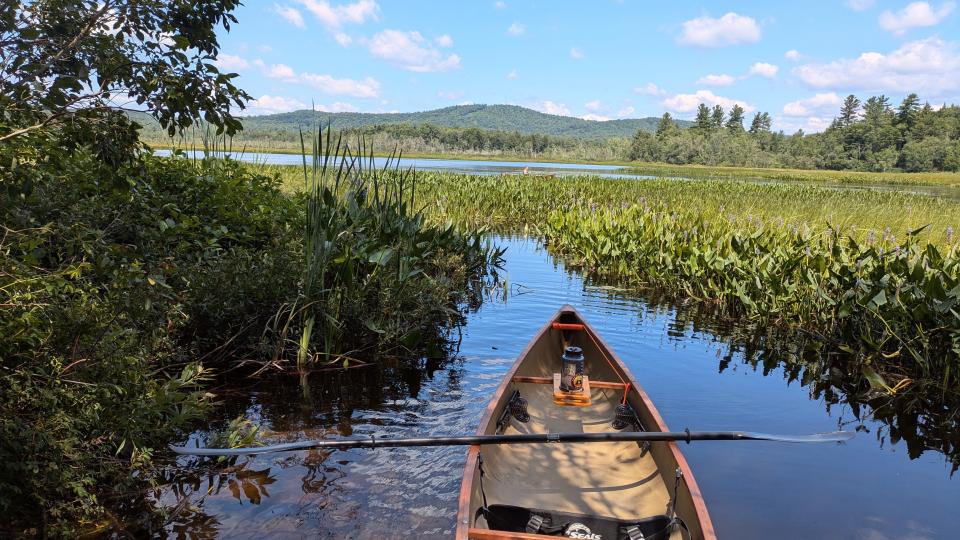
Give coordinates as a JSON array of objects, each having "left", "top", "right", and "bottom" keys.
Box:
[
  {"left": 711, "top": 105, "right": 725, "bottom": 129},
  {"left": 749, "top": 112, "right": 771, "bottom": 134},
  {"left": 655, "top": 112, "right": 676, "bottom": 139},
  {"left": 838, "top": 94, "right": 861, "bottom": 127},
  {"left": 897, "top": 93, "right": 920, "bottom": 130},
  {"left": 694, "top": 103, "right": 712, "bottom": 132},
  {"left": 725, "top": 104, "right": 745, "bottom": 132}
]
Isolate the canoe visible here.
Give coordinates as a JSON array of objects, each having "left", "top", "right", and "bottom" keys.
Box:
[{"left": 455, "top": 305, "right": 716, "bottom": 540}]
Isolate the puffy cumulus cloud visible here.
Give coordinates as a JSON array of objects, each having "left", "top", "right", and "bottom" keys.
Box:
[
  {"left": 677, "top": 12, "right": 761, "bottom": 47},
  {"left": 299, "top": 73, "right": 380, "bottom": 97},
  {"left": 261, "top": 63, "right": 380, "bottom": 97},
  {"left": 273, "top": 5, "right": 306, "bottom": 28},
  {"left": 534, "top": 100, "right": 571, "bottom": 116},
  {"left": 214, "top": 53, "right": 249, "bottom": 71},
  {"left": 506, "top": 69, "right": 519, "bottom": 80},
  {"left": 846, "top": 0, "right": 875, "bottom": 11},
  {"left": 793, "top": 37, "right": 960, "bottom": 96},
  {"left": 267, "top": 63, "right": 296, "bottom": 79},
  {"left": 661, "top": 90, "right": 755, "bottom": 114},
  {"left": 368, "top": 30, "right": 461, "bottom": 72},
  {"left": 774, "top": 115, "right": 834, "bottom": 134},
  {"left": 785, "top": 49, "right": 802, "bottom": 61},
  {"left": 435, "top": 34, "right": 453, "bottom": 47},
  {"left": 581, "top": 113, "right": 611, "bottom": 121},
  {"left": 244, "top": 95, "right": 307, "bottom": 115},
  {"left": 696, "top": 73, "right": 736, "bottom": 86},
  {"left": 298, "top": 0, "right": 379, "bottom": 28},
  {"left": 507, "top": 22, "right": 526, "bottom": 36},
  {"left": 570, "top": 47, "right": 584, "bottom": 59},
  {"left": 584, "top": 100, "right": 602, "bottom": 112},
  {"left": 879, "top": 1, "right": 955, "bottom": 35},
  {"left": 749, "top": 62, "right": 779, "bottom": 78},
  {"left": 316, "top": 101, "right": 360, "bottom": 113},
  {"left": 617, "top": 106, "right": 636, "bottom": 118},
  {"left": 782, "top": 92, "right": 842, "bottom": 117},
  {"left": 635, "top": 82, "right": 668, "bottom": 96},
  {"left": 494, "top": 1, "right": 507, "bottom": 8},
  {"left": 334, "top": 32, "right": 352, "bottom": 46}
]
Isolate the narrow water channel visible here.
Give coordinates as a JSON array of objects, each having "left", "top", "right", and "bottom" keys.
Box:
[{"left": 156, "top": 237, "right": 958, "bottom": 539}]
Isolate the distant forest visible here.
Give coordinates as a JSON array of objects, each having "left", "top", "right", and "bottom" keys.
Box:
[
  {"left": 139, "top": 95, "right": 960, "bottom": 172},
  {"left": 630, "top": 94, "right": 960, "bottom": 172}
]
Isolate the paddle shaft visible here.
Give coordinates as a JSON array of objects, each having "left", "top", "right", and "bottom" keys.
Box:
[{"left": 171, "top": 430, "right": 853, "bottom": 456}]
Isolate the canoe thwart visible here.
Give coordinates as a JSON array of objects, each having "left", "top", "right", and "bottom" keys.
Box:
[{"left": 511, "top": 375, "right": 626, "bottom": 390}]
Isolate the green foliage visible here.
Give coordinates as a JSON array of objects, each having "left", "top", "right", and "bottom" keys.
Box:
[
  {"left": 0, "top": 1, "right": 249, "bottom": 143},
  {"left": 630, "top": 96, "right": 960, "bottom": 172}
]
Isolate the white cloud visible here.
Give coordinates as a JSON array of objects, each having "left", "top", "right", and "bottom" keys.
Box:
[
  {"left": 785, "top": 49, "right": 802, "bottom": 61},
  {"left": 696, "top": 73, "right": 736, "bottom": 86},
  {"left": 368, "top": 30, "right": 461, "bottom": 72},
  {"left": 334, "top": 32, "right": 352, "bottom": 46},
  {"left": 570, "top": 47, "right": 584, "bottom": 59},
  {"left": 508, "top": 22, "right": 526, "bottom": 35},
  {"left": 584, "top": 100, "right": 602, "bottom": 112},
  {"left": 435, "top": 34, "right": 453, "bottom": 47},
  {"left": 661, "top": 90, "right": 755, "bottom": 114},
  {"left": 261, "top": 63, "right": 380, "bottom": 97},
  {"left": 617, "top": 106, "right": 636, "bottom": 117},
  {"left": 775, "top": 115, "right": 834, "bottom": 133},
  {"left": 534, "top": 100, "right": 571, "bottom": 116},
  {"left": 297, "top": 0, "right": 379, "bottom": 28},
  {"left": 494, "top": 1, "right": 507, "bottom": 8},
  {"left": 793, "top": 37, "right": 960, "bottom": 96},
  {"left": 782, "top": 92, "right": 842, "bottom": 116},
  {"left": 273, "top": 5, "right": 306, "bottom": 28},
  {"left": 438, "top": 90, "right": 464, "bottom": 100},
  {"left": 214, "top": 53, "right": 249, "bottom": 71},
  {"left": 635, "top": 82, "right": 668, "bottom": 96},
  {"left": 847, "top": 0, "right": 875, "bottom": 11},
  {"left": 677, "top": 12, "right": 761, "bottom": 47},
  {"left": 879, "top": 2, "right": 955, "bottom": 35},
  {"left": 267, "top": 63, "right": 296, "bottom": 79},
  {"left": 749, "top": 62, "right": 779, "bottom": 78},
  {"left": 316, "top": 101, "right": 360, "bottom": 113},
  {"left": 507, "top": 69, "right": 519, "bottom": 80},
  {"left": 244, "top": 95, "right": 307, "bottom": 115},
  {"left": 300, "top": 73, "right": 381, "bottom": 97},
  {"left": 581, "top": 113, "right": 611, "bottom": 121}
]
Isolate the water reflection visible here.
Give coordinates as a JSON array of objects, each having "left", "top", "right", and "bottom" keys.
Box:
[{"left": 128, "top": 236, "right": 958, "bottom": 539}]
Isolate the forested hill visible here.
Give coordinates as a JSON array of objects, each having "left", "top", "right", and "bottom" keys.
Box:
[{"left": 228, "top": 104, "right": 689, "bottom": 139}]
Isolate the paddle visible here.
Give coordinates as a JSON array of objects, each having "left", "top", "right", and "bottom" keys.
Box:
[{"left": 170, "top": 429, "right": 854, "bottom": 457}]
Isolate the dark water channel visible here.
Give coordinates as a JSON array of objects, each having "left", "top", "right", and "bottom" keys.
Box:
[{"left": 154, "top": 237, "right": 958, "bottom": 539}]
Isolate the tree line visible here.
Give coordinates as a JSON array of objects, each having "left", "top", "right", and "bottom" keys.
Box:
[{"left": 628, "top": 94, "right": 960, "bottom": 172}]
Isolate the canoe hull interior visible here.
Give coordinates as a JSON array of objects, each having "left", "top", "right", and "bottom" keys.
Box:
[{"left": 455, "top": 306, "right": 716, "bottom": 540}]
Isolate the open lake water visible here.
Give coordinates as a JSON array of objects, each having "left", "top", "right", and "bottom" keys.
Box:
[{"left": 156, "top": 237, "right": 959, "bottom": 539}]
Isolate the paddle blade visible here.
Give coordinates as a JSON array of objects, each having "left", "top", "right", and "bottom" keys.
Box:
[{"left": 740, "top": 431, "right": 855, "bottom": 443}]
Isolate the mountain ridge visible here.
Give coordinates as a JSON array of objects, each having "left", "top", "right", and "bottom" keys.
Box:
[{"left": 227, "top": 104, "right": 689, "bottom": 140}]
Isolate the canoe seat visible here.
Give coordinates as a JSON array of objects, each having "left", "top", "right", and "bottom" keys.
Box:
[{"left": 477, "top": 504, "right": 674, "bottom": 539}]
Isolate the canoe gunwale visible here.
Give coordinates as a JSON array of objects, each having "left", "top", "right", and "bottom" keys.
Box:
[{"left": 455, "top": 305, "right": 716, "bottom": 540}]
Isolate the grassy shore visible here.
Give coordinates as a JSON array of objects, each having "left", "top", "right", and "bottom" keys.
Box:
[{"left": 149, "top": 138, "right": 960, "bottom": 187}]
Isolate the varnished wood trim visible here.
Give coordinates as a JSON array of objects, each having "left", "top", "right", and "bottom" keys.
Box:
[
  {"left": 576, "top": 307, "right": 717, "bottom": 540},
  {"left": 468, "top": 529, "right": 557, "bottom": 539},
  {"left": 511, "top": 375, "right": 626, "bottom": 389},
  {"left": 455, "top": 306, "right": 566, "bottom": 540}
]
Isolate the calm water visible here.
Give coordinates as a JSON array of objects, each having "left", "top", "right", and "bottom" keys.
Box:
[{"left": 153, "top": 237, "right": 958, "bottom": 539}]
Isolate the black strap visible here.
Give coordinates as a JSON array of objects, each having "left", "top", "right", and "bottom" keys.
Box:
[
  {"left": 525, "top": 514, "right": 544, "bottom": 533},
  {"left": 477, "top": 453, "right": 488, "bottom": 509}
]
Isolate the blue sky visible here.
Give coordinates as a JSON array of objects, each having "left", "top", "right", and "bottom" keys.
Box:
[{"left": 213, "top": 1, "right": 960, "bottom": 132}]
